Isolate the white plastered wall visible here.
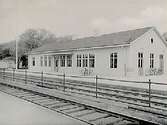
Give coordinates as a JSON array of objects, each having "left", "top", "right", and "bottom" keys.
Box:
[{"left": 127, "top": 28, "right": 167, "bottom": 77}]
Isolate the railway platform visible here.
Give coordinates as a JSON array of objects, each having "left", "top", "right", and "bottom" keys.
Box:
[{"left": 0, "top": 77, "right": 166, "bottom": 125}]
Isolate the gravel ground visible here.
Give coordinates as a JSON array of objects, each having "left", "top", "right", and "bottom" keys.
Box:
[{"left": 0, "top": 91, "right": 87, "bottom": 125}]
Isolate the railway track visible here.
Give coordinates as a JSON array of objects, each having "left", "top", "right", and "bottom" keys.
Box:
[
  {"left": 2, "top": 71, "right": 167, "bottom": 111},
  {"left": 0, "top": 83, "right": 144, "bottom": 125}
]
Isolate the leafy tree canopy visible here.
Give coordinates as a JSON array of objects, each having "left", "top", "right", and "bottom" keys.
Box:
[{"left": 0, "top": 28, "right": 56, "bottom": 68}]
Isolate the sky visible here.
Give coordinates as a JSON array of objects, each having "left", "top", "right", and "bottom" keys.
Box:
[{"left": 0, "top": 0, "right": 167, "bottom": 44}]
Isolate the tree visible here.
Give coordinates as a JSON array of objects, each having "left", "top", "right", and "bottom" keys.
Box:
[
  {"left": 17, "top": 28, "right": 56, "bottom": 68},
  {"left": 0, "top": 28, "right": 56, "bottom": 68},
  {"left": 1, "top": 48, "right": 11, "bottom": 58},
  {"left": 19, "top": 28, "right": 56, "bottom": 52}
]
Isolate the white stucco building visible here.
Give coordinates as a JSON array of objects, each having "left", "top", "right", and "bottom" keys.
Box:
[{"left": 28, "top": 27, "right": 167, "bottom": 77}]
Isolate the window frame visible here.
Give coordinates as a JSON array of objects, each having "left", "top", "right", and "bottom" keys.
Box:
[
  {"left": 67, "top": 55, "right": 72, "bottom": 67},
  {"left": 150, "top": 53, "right": 154, "bottom": 68},
  {"left": 110, "top": 53, "right": 117, "bottom": 68},
  {"left": 44, "top": 56, "right": 47, "bottom": 67},
  {"left": 60, "top": 55, "right": 65, "bottom": 67},
  {"left": 89, "top": 54, "right": 95, "bottom": 68},
  {"left": 48, "top": 56, "right": 52, "bottom": 67},
  {"left": 32, "top": 57, "right": 35, "bottom": 66},
  {"left": 77, "top": 55, "right": 82, "bottom": 67},
  {"left": 138, "top": 52, "right": 143, "bottom": 68},
  {"left": 83, "top": 54, "right": 88, "bottom": 67},
  {"left": 54, "top": 56, "right": 59, "bottom": 67},
  {"left": 40, "top": 56, "right": 43, "bottom": 67},
  {"left": 159, "top": 54, "right": 164, "bottom": 70}
]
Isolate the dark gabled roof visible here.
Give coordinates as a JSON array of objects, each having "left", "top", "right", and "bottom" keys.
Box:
[{"left": 31, "top": 27, "right": 152, "bottom": 54}]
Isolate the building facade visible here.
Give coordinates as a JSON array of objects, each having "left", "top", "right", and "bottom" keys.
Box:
[{"left": 28, "top": 27, "right": 167, "bottom": 77}]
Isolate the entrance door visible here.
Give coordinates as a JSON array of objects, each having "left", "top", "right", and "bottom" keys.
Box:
[
  {"left": 159, "top": 55, "right": 164, "bottom": 73},
  {"left": 54, "top": 56, "right": 59, "bottom": 72},
  {"left": 138, "top": 53, "right": 143, "bottom": 76}
]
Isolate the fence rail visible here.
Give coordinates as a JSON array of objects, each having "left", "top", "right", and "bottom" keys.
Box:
[{"left": 0, "top": 68, "right": 167, "bottom": 110}]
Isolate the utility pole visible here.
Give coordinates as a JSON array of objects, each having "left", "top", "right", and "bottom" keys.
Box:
[{"left": 15, "top": 37, "right": 18, "bottom": 70}]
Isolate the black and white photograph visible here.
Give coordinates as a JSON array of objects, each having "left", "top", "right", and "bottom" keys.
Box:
[{"left": 0, "top": 0, "right": 167, "bottom": 125}]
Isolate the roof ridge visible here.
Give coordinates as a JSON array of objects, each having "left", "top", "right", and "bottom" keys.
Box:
[{"left": 72, "top": 26, "right": 153, "bottom": 41}]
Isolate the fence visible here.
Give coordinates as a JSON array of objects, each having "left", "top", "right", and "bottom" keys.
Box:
[{"left": 0, "top": 68, "right": 167, "bottom": 109}]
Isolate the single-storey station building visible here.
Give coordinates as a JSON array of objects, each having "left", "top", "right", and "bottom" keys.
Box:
[{"left": 28, "top": 27, "right": 167, "bottom": 77}]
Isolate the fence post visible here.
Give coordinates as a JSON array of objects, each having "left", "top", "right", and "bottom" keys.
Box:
[
  {"left": 41, "top": 71, "right": 43, "bottom": 87},
  {"left": 95, "top": 75, "right": 98, "bottom": 98},
  {"left": 63, "top": 73, "right": 65, "bottom": 92},
  {"left": 13, "top": 68, "right": 15, "bottom": 81},
  {"left": 148, "top": 79, "right": 151, "bottom": 107},
  {"left": 25, "top": 69, "right": 27, "bottom": 84}
]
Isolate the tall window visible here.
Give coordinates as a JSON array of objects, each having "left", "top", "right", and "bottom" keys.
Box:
[
  {"left": 77, "top": 55, "right": 82, "bottom": 67},
  {"left": 44, "top": 56, "right": 47, "bottom": 66},
  {"left": 48, "top": 56, "right": 52, "bottom": 67},
  {"left": 60, "top": 55, "right": 65, "bottom": 67},
  {"left": 83, "top": 54, "right": 88, "bottom": 67},
  {"left": 54, "top": 56, "right": 59, "bottom": 67},
  {"left": 150, "top": 53, "right": 154, "bottom": 68},
  {"left": 89, "top": 54, "right": 95, "bottom": 68},
  {"left": 110, "top": 53, "right": 117, "bottom": 68},
  {"left": 67, "top": 55, "right": 72, "bottom": 67},
  {"left": 40, "top": 56, "right": 43, "bottom": 67},
  {"left": 32, "top": 57, "right": 35, "bottom": 66},
  {"left": 138, "top": 52, "right": 143, "bottom": 68}
]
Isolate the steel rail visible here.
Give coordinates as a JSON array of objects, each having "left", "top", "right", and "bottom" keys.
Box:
[{"left": 0, "top": 83, "right": 146, "bottom": 125}]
